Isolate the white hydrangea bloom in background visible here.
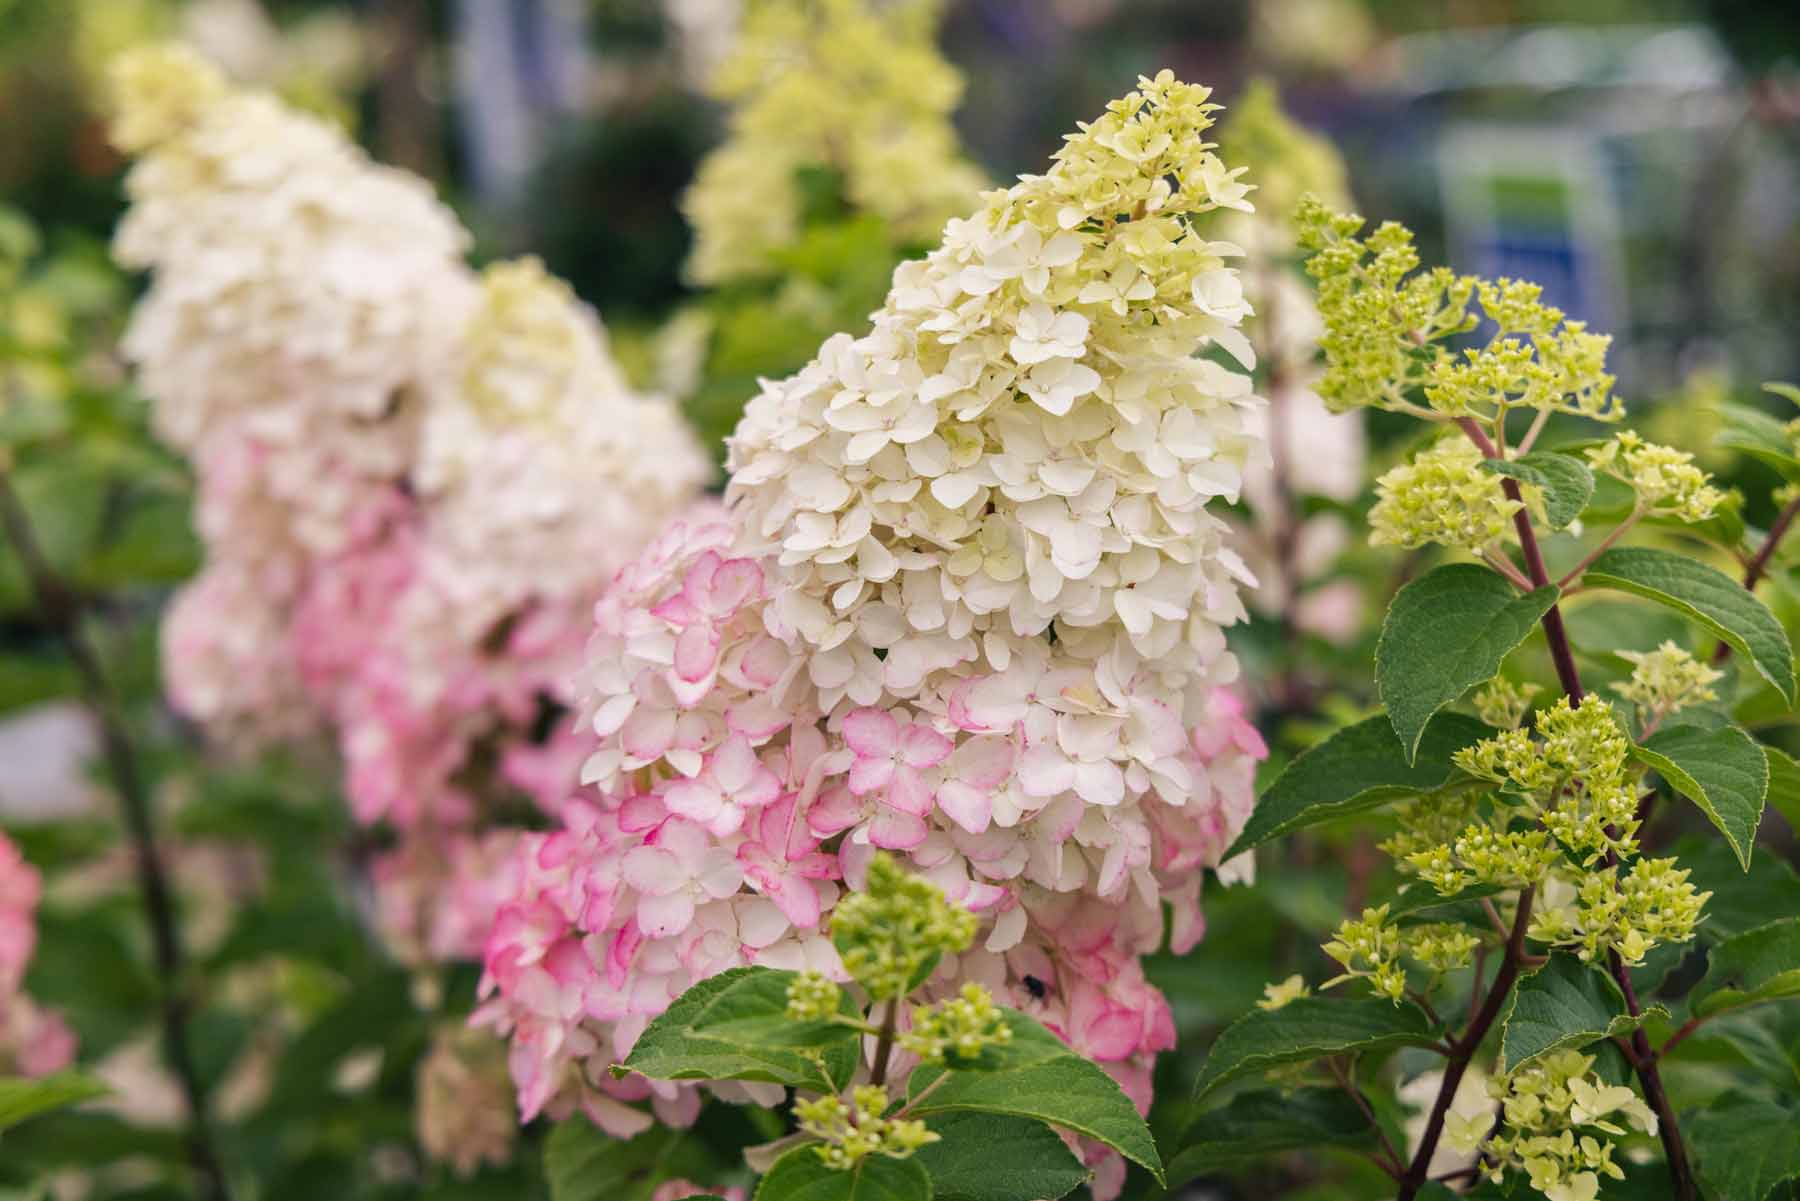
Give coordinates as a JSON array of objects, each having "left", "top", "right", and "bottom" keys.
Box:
[{"left": 111, "top": 44, "right": 475, "bottom": 562}]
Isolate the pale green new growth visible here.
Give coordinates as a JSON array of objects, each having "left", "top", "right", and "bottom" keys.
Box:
[
  {"left": 795, "top": 1084, "right": 938, "bottom": 1169},
  {"left": 829, "top": 854, "right": 978, "bottom": 1002},
  {"left": 901, "top": 983, "right": 1013, "bottom": 1066}
]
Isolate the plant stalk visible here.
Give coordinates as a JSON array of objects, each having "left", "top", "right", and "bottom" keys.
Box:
[
  {"left": 1396, "top": 887, "right": 1535, "bottom": 1200},
  {"left": 1712, "top": 491, "right": 1800, "bottom": 664},
  {"left": 1453, "top": 417, "right": 1696, "bottom": 1201},
  {"left": 0, "top": 469, "right": 231, "bottom": 1201}
]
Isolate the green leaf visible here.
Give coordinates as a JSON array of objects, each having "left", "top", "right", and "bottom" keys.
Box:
[
  {"left": 1167, "top": 1088, "right": 1372, "bottom": 1187},
  {"left": 1674, "top": 835, "right": 1800, "bottom": 943},
  {"left": 1691, "top": 918, "right": 1800, "bottom": 1019},
  {"left": 1765, "top": 381, "right": 1800, "bottom": 409},
  {"left": 1689, "top": 1094, "right": 1800, "bottom": 1201},
  {"left": 545, "top": 1122, "right": 719, "bottom": 1201},
  {"left": 1482, "top": 451, "right": 1595, "bottom": 529},
  {"left": 0, "top": 1073, "right": 107, "bottom": 1132},
  {"left": 1583, "top": 547, "right": 1795, "bottom": 704},
  {"left": 1377, "top": 564, "right": 1559, "bottom": 761},
  {"left": 1497, "top": 955, "right": 1665, "bottom": 1073},
  {"left": 1631, "top": 724, "right": 1768, "bottom": 870},
  {"left": 1714, "top": 403, "right": 1800, "bottom": 482},
  {"left": 908, "top": 1010, "right": 1160, "bottom": 1182},
  {"left": 755, "top": 1147, "right": 931, "bottom": 1201},
  {"left": 1765, "top": 746, "right": 1800, "bottom": 833},
  {"left": 1192, "top": 998, "right": 1439, "bottom": 1101},
  {"left": 1224, "top": 713, "right": 1489, "bottom": 859},
  {"left": 620, "top": 966, "right": 862, "bottom": 1092},
  {"left": 911, "top": 1112, "right": 1086, "bottom": 1201}
]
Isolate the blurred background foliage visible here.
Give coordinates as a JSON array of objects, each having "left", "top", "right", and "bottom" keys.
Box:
[{"left": 0, "top": 1, "right": 1796, "bottom": 1199}]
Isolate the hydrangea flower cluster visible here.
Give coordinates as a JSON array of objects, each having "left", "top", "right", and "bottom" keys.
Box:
[
  {"left": 478, "top": 72, "right": 1268, "bottom": 1198},
  {"left": 680, "top": 0, "right": 985, "bottom": 287},
  {"left": 110, "top": 43, "right": 708, "bottom": 1173},
  {"left": 0, "top": 832, "right": 77, "bottom": 1078},
  {"left": 1378, "top": 696, "right": 1710, "bottom": 969},
  {"left": 112, "top": 43, "right": 704, "bottom": 921},
  {"left": 1446, "top": 1050, "right": 1659, "bottom": 1201}
]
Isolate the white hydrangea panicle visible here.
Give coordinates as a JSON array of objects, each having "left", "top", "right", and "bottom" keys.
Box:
[
  {"left": 109, "top": 42, "right": 476, "bottom": 560},
  {"left": 727, "top": 69, "right": 1262, "bottom": 703},
  {"left": 481, "top": 74, "right": 1270, "bottom": 1200},
  {"left": 412, "top": 257, "right": 713, "bottom": 651}
]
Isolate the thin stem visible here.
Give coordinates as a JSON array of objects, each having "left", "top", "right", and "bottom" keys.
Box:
[
  {"left": 1458, "top": 418, "right": 1582, "bottom": 700},
  {"left": 869, "top": 998, "right": 899, "bottom": 1088},
  {"left": 1328, "top": 1056, "right": 1403, "bottom": 1179},
  {"left": 1657, "top": 1016, "right": 1706, "bottom": 1062},
  {"left": 896, "top": 1070, "right": 949, "bottom": 1117},
  {"left": 1516, "top": 407, "right": 1553, "bottom": 455},
  {"left": 1609, "top": 949, "right": 1695, "bottom": 1196},
  {"left": 0, "top": 467, "right": 231, "bottom": 1201},
  {"left": 1482, "top": 549, "right": 1536, "bottom": 593},
  {"left": 1712, "top": 492, "right": 1800, "bottom": 664},
  {"left": 1397, "top": 888, "right": 1536, "bottom": 1201},
  {"left": 1555, "top": 505, "right": 1644, "bottom": 590}
]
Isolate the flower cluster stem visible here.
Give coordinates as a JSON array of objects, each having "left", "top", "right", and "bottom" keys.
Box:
[
  {"left": 1396, "top": 887, "right": 1535, "bottom": 1200},
  {"left": 869, "top": 999, "right": 899, "bottom": 1088},
  {"left": 1429, "top": 419, "right": 1697, "bottom": 1201},
  {"left": 0, "top": 467, "right": 232, "bottom": 1201},
  {"left": 1712, "top": 491, "right": 1800, "bottom": 664}
]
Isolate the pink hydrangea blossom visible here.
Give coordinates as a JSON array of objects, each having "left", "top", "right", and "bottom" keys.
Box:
[{"left": 0, "top": 833, "right": 76, "bottom": 1078}]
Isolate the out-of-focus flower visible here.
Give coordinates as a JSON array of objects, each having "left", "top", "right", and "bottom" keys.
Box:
[
  {"left": 416, "top": 1024, "right": 518, "bottom": 1178},
  {"left": 681, "top": 0, "right": 984, "bottom": 287},
  {"left": 0, "top": 833, "right": 77, "bottom": 1077}
]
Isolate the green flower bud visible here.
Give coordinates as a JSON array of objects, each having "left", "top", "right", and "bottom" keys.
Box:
[{"left": 830, "top": 854, "right": 977, "bottom": 1002}]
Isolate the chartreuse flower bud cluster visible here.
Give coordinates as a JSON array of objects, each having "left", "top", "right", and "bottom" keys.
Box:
[
  {"left": 794, "top": 1085, "right": 937, "bottom": 1169},
  {"left": 1370, "top": 437, "right": 1524, "bottom": 551},
  {"left": 777, "top": 856, "right": 1011, "bottom": 1173},
  {"left": 1611, "top": 641, "right": 1722, "bottom": 729},
  {"left": 1394, "top": 697, "right": 1708, "bottom": 969},
  {"left": 829, "top": 854, "right": 978, "bottom": 1002},
  {"left": 1297, "top": 197, "right": 1619, "bottom": 426},
  {"left": 1587, "top": 432, "right": 1725, "bottom": 523},
  {"left": 1473, "top": 675, "right": 1541, "bottom": 730},
  {"left": 901, "top": 982, "right": 1014, "bottom": 1066},
  {"left": 1446, "top": 1050, "right": 1658, "bottom": 1201}
]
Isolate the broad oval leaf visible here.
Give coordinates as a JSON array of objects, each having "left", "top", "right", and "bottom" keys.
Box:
[
  {"left": 1631, "top": 724, "right": 1768, "bottom": 871},
  {"left": 911, "top": 1112, "right": 1086, "bottom": 1201},
  {"left": 1224, "top": 712, "right": 1489, "bottom": 859},
  {"left": 907, "top": 1009, "right": 1160, "bottom": 1182},
  {"left": 1714, "top": 403, "right": 1800, "bottom": 483},
  {"left": 620, "top": 966, "right": 862, "bottom": 1092},
  {"left": 545, "top": 1122, "right": 721, "bottom": 1201},
  {"left": 1192, "top": 998, "right": 1439, "bottom": 1101},
  {"left": 1689, "top": 1094, "right": 1800, "bottom": 1201},
  {"left": 1583, "top": 547, "right": 1795, "bottom": 704},
  {"left": 1482, "top": 451, "right": 1595, "bottom": 529},
  {"left": 1765, "top": 745, "right": 1800, "bottom": 835},
  {"left": 1377, "top": 564, "right": 1558, "bottom": 761},
  {"left": 1674, "top": 835, "right": 1800, "bottom": 944},
  {"left": 1168, "top": 1088, "right": 1373, "bottom": 1188},
  {"left": 1498, "top": 955, "right": 1665, "bottom": 1074},
  {"left": 1691, "top": 917, "right": 1800, "bottom": 1020},
  {"left": 0, "top": 1072, "right": 107, "bottom": 1132},
  {"left": 755, "top": 1147, "right": 931, "bottom": 1201}
]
